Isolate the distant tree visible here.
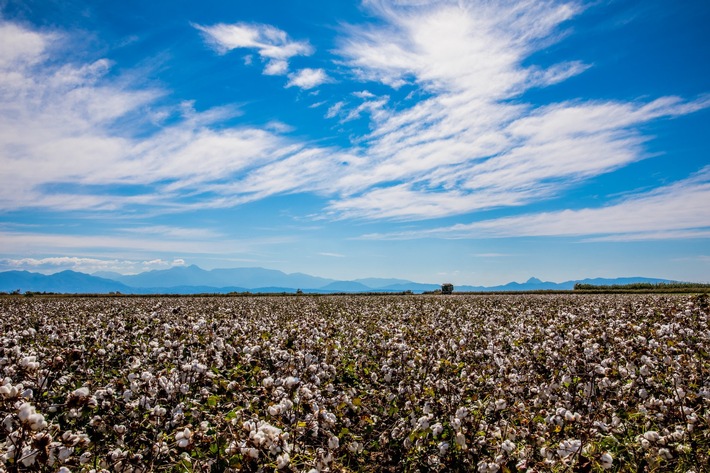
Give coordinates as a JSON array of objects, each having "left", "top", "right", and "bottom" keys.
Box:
[{"left": 441, "top": 283, "right": 454, "bottom": 294}]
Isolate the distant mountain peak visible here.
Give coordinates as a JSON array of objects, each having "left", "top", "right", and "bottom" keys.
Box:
[{"left": 0, "top": 266, "right": 675, "bottom": 294}]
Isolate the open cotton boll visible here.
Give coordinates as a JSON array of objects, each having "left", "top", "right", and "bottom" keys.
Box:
[
  {"left": 175, "top": 427, "right": 192, "bottom": 448},
  {"left": 600, "top": 452, "right": 613, "bottom": 469},
  {"left": 18, "top": 402, "right": 36, "bottom": 422}
]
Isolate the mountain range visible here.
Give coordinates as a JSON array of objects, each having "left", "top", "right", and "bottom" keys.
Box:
[{"left": 0, "top": 265, "right": 675, "bottom": 294}]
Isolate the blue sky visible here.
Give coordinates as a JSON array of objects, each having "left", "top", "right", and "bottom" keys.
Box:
[{"left": 0, "top": 0, "right": 708, "bottom": 285}]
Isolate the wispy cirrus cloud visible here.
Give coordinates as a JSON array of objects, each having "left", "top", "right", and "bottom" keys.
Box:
[
  {"left": 195, "top": 22, "right": 313, "bottom": 76},
  {"left": 318, "top": 252, "right": 345, "bottom": 258},
  {"left": 322, "top": 0, "right": 709, "bottom": 220},
  {"left": 359, "top": 167, "right": 710, "bottom": 240},
  {"left": 0, "top": 256, "right": 186, "bottom": 275},
  {"left": 0, "top": 228, "right": 294, "bottom": 260},
  {"left": 0, "top": 20, "right": 342, "bottom": 213},
  {"left": 1, "top": 3, "right": 708, "bottom": 233}
]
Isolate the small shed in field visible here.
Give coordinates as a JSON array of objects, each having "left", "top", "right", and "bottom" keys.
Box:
[{"left": 441, "top": 283, "right": 454, "bottom": 294}]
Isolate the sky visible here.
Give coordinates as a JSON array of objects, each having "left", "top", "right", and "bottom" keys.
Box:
[{"left": 0, "top": 0, "right": 708, "bottom": 286}]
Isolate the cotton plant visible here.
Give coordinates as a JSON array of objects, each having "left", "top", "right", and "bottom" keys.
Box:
[{"left": 0, "top": 293, "right": 708, "bottom": 471}]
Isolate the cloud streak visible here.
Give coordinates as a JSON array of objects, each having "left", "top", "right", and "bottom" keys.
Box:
[
  {"left": 195, "top": 22, "right": 313, "bottom": 76},
  {"left": 323, "top": 0, "right": 709, "bottom": 220},
  {"left": 0, "top": 3, "right": 707, "bottom": 233},
  {"left": 360, "top": 167, "right": 710, "bottom": 240},
  {"left": 0, "top": 256, "right": 186, "bottom": 275}
]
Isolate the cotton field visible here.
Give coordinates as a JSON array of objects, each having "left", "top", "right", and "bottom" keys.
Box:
[{"left": 0, "top": 294, "right": 708, "bottom": 472}]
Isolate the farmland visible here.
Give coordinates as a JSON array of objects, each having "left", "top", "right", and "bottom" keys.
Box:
[{"left": 1, "top": 294, "right": 708, "bottom": 472}]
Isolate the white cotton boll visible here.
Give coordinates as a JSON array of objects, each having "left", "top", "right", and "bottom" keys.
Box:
[
  {"left": 676, "top": 444, "right": 691, "bottom": 454},
  {"left": 57, "top": 467, "right": 72, "bottom": 473},
  {"left": 658, "top": 448, "right": 672, "bottom": 460},
  {"left": 455, "top": 432, "right": 467, "bottom": 449},
  {"left": 241, "top": 447, "right": 259, "bottom": 459},
  {"left": 347, "top": 441, "right": 362, "bottom": 453},
  {"left": 322, "top": 411, "right": 336, "bottom": 426},
  {"left": 58, "top": 446, "right": 73, "bottom": 461},
  {"left": 262, "top": 376, "right": 274, "bottom": 387},
  {"left": 285, "top": 376, "right": 299, "bottom": 388},
  {"left": 18, "top": 402, "right": 35, "bottom": 421},
  {"left": 20, "top": 356, "right": 40, "bottom": 370},
  {"left": 438, "top": 441, "right": 449, "bottom": 455},
  {"left": 275, "top": 452, "right": 290, "bottom": 469},
  {"left": 501, "top": 439, "right": 515, "bottom": 453},
  {"left": 243, "top": 420, "right": 256, "bottom": 432},
  {"left": 72, "top": 386, "right": 90, "bottom": 399},
  {"left": 495, "top": 399, "right": 507, "bottom": 410},
  {"left": 478, "top": 461, "right": 500, "bottom": 473},
  {"left": 20, "top": 446, "right": 37, "bottom": 466},
  {"left": 281, "top": 399, "right": 293, "bottom": 411},
  {"left": 417, "top": 415, "right": 430, "bottom": 430},
  {"left": 455, "top": 407, "right": 468, "bottom": 420},
  {"left": 328, "top": 436, "right": 339, "bottom": 449},
  {"left": 431, "top": 422, "right": 443, "bottom": 437},
  {"left": 600, "top": 452, "right": 613, "bottom": 469},
  {"left": 557, "top": 439, "right": 581, "bottom": 458},
  {"left": 176, "top": 427, "right": 192, "bottom": 448},
  {"left": 268, "top": 405, "right": 281, "bottom": 416},
  {"left": 3, "top": 414, "right": 13, "bottom": 432},
  {"left": 643, "top": 431, "right": 660, "bottom": 442},
  {"left": 27, "top": 413, "right": 47, "bottom": 430}
]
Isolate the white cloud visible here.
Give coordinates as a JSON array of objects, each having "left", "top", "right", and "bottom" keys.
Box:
[
  {"left": 264, "top": 59, "right": 288, "bottom": 75},
  {"left": 360, "top": 167, "right": 710, "bottom": 240},
  {"left": 342, "top": 97, "right": 389, "bottom": 123},
  {"left": 287, "top": 68, "right": 330, "bottom": 89},
  {"left": 1, "top": 5, "right": 708, "bottom": 236},
  {"left": 0, "top": 20, "right": 332, "bottom": 213},
  {"left": 0, "top": 229, "right": 294, "bottom": 260},
  {"left": 0, "top": 21, "right": 55, "bottom": 69},
  {"left": 353, "top": 90, "right": 375, "bottom": 99},
  {"left": 326, "top": 101, "right": 346, "bottom": 119},
  {"left": 195, "top": 22, "right": 312, "bottom": 75},
  {"left": 320, "top": 0, "right": 709, "bottom": 220},
  {"left": 0, "top": 256, "right": 187, "bottom": 275}
]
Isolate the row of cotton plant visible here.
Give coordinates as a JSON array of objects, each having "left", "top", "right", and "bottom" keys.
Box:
[{"left": 0, "top": 294, "right": 708, "bottom": 471}]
